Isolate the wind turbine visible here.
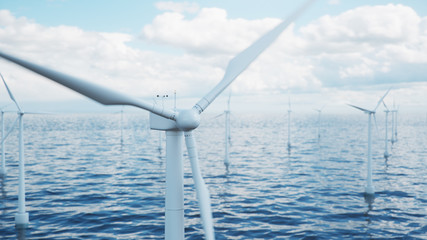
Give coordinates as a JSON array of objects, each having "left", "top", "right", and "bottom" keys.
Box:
[
  {"left": 314, "top": 105, "right": 325, "bottom": 140},
  {"left": 224, "top": 93, "right": 231, "bottom": 169},
  {"left": 348, "top": 89, "right": 390, "bottom": 195},
  {"left": 383, "top": 101, "right": 390, "bottom": 159},
  {"left": 0, "top": 74, "right": 29, "bottom": 227},
  {"left": 0, "top": 100, "right": 20, "bottom": 176},
  {"left": 0, "top": 1, "right": 315, "bottom": 238},
  {"left": 214, "top": 92, "right": 232, "bottom": 169},
  {"left": 0, "top": 103, "right": 11, "bottom": 175},
  {"left": 391, "top": 101, "right": 398, "bottom": 144},
  {"left": 120, "top": 106, "right": 124, "bottom": 145}
]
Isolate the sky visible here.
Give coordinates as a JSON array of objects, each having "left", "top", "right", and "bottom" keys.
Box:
[{"left": 0, "top": 0, "right": 427, "bottom": 116}]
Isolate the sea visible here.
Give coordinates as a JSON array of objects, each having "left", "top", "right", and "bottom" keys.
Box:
[{"left": 0, "top": 112, "right": 426, "bottom": 239}]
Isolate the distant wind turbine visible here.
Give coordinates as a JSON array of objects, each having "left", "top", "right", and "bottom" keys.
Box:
[
  {"left": 314, "top": 105, "right": 325, "bottom": 140},
  {"left": 0, "top": 106, "right": 5, "bottom": 175},
  {"left": 0, "top": 103, "right": 11, "bottom": 175},
  {"left": 120, "top": 106, "right": 124, "bottom": 145},
  {"left": 382, "top": 101, "right": 391, "bottom": 159},
  {"left": 348, "top": 89, "right": 390, "bottom": 195},
  {"left": 0, "top": 101, "right": 20, "bottom": 176},
  {"left": 224, "top": 93, "right": 231, "bottom": 169},
  {"left": 214, "top": 92, "right": 232, "bottom": 169},
  {"left": 287, "top": 94, "right": 292, "bottom": 151},
  {"left": 0, "top": 1, "right": 315, "bottom": 238},
  {"left": 391, "top": 101, "right": 398, "bottom": 144},
  {"left": 1, "top": 74, "right": 30, "bottom": 227}
]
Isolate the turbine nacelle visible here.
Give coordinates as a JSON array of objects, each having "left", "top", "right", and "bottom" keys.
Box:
[
  {"left": 176, "top": 108, "right": 200, "bottom": 131},
  {"left": 150, "top": 108, "right": 200, "bottom": 131}
]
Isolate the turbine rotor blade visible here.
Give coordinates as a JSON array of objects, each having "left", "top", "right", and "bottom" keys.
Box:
[
  {"left": 373, "top": 88, "right": 391, "bottom": 112},
  {"left": 1, "top": 115, "right": 19, "bottom": 144},
  {"left": 23, "top": 111, "right": 54, "bottom": 115},
  {"left": 193, "top": 0, "right": 315, "bottom": 113},
  {"left": 0, "top": 73, "right": 22, "bottom": 112},
  {"left": 184, "top": 131, "right": 215, "bottom": 240},
  {"left": 0, "top": 51, "right": 176, "bottom": 120},
  {"left": 382, "top": 100, "right": 389, "bottom": 111},
  {"left": 213, "top": 113, "right": 225, "bottom": 119},
  {"left": 347, "top": 104, "right": 373, "bottom": 114},
  {"left": 373, "top": 113, "right": 379, "bottom": 134}
]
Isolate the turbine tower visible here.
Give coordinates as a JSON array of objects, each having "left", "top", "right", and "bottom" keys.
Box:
[
  {"left": 390, "top": 100, "right": 399, "bottom": 144},
  {"left": 0, "top": 74, "right": 29, "bottom": 227},
  {"left": 0, "top": 100, "right": 19, "bottom": 176},
  {"left": 224, "top": 92, "right": 231, "bottom": 169},
  {"left": 0, "top": 1, "right": 315, "bottom": 238},
  {"left": 383, "top": 101, "right": 390, "bottom": 159},
  {"left": 0, "top": 104, "right": 9, "bottom": 175},
  {"left": 348, "top": 89, "right": 390, "bottom": 195},
  {"left": 314, "top": 105, "right": 325, "bottom": 141}
]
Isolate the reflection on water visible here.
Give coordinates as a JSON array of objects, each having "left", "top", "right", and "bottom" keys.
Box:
[{"left": 0, "top": 113, "right": 426, "bottom": 239}]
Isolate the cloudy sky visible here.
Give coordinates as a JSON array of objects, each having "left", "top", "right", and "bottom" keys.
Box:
[{"left": 0, "top": 0, "right": 426, "bottom": 115}]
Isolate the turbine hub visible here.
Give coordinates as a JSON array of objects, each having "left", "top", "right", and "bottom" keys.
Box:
[{"left": 176, "top": 108, "right": 200, "bottom": 131}]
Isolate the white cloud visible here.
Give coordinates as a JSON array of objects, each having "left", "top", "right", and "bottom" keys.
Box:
[
  {"left": 301, "top": 4, "right": 421, "bottom": 48},
  {"left": 142, "top": 7, "right": 281, "bottom": 55},
  {"left": 1, "top": 3, "right": 427, "bottom": 113},
  {"left": 299, "top": 4, "right": 427, "bottom": 88}
]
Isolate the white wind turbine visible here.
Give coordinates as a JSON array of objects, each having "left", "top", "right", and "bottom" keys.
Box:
[
  {"left": 0, "top": 75, "right": 30, "bottom": 227},
  {"left": 382, "top": 101, "right": 391, "bottom": 159},
  {"left": 0, "top": 100, "right": 20, "bottom": 176},
  {"left": 314, "top": 105, "right": 325, "bottom": 140},
  {"left": 224, "top": 93, "right": 231, "bottom": 169},
  {"left": 0, "top": 1, "right": 315, "bottom": 238},
  {"left": 120, "top": 106, "right": 124, "bottom": 145},
  {"left": 348, "top": 89, "right": 390, "bottom": 195},
  {"left": 0, "top": 102, "right": 11, "bottom": 175},
  {"left": 214, "top": 92, "right": 232, "bottom": 169},
  {"left": 391, "top": 101, "right": 398, "bottom": 144}
]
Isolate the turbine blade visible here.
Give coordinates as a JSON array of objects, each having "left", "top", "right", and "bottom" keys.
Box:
[
  {"left": 0, "top": 51, "right": 176, "bottom": 120},
  {"left": 0, "top": 103, "right": 11, "bottom": 110},
  {"left": 382, "top": 100, "right": 389, "bottom": 111},
  {"left": 1, "top": 115, "right": 19, "bottom": 144},
  {"left": 373, "top": 113, "right": 379, "bottom": 135},
  {"left": 184, "top": 131, "right": 215, "bottom": 240},
  {"left": 193, "top": 0, "right": 315, "bottom": 113},
  {"left": 320, "top": 104, "right": 326, "bottom": 111},
  {"left": 213, "top": 112, "right": 224, "bottom": 119},
  {"left": 347, "top": 104, "right": 372, "bottom": 114},
  {"left": 373, "top": 88, "right": 391, "bottom": 112},
  {"left": 23, "top": 111, "right": 55, "bottom": 115},
  {"left": 0, "top": 73, "right": 22, "bottom": 112}
]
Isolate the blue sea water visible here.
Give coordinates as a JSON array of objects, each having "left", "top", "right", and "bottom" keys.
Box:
[{"left": 0, "top": 112, "right": 426, "bottom": 239}]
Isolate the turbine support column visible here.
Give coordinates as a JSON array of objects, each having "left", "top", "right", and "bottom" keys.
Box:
[
  {"left": 0, "top": 111, "right": 6, "bottom": 175},
  {"left": 224, "top": 110, "right": 230, "bottom": 168},
  {"left": 15, "top": 113, "right": 29, "bottom": 227},
  {"left": 287, "top": 110, "right": 291, "bottom": 150},
  {"left": 366, "top": 113, "right": 374, "bottom": 195},
  {"left": 384, "top": 111, "right": 389, "bottom": 158},
  {"left": 165, "top": 131, "right": 184, "bottom": 240}
]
